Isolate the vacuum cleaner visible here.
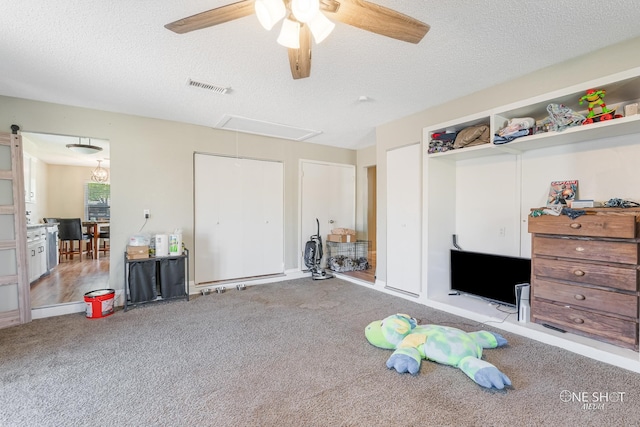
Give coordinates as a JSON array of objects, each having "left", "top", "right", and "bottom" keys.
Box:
[{"left": 304, "top": 218, "right": 334, "bottom": 280}]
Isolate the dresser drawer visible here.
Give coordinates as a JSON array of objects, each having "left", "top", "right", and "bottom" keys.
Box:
[
  {"left": 533, "top": 236, "right": 639, "bottom": 264},
  {"left": 533, "top": 257, "right": 638, "bottom": 292},
  {"left": 532, "top": 300, "right": 638, "bottom": 350},
  {"left": 533, "top": 278, "right": 638, "bottom": 318},
  {"left": 528, "top": 214, "right": 637, "bottom": 238}
]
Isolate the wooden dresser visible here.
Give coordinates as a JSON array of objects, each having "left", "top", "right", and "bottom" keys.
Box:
[{"left": 528, "top": 208, "right": 640, "bottom": 350}]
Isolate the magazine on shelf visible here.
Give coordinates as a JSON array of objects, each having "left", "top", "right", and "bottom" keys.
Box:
[{"left": 547, "top": 180, "right": 578, "bottom": 207}]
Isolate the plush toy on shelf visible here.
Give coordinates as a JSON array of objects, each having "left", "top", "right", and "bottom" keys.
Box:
[
  {"left": 365, "top": 313, "right": 512, "bottom": 389},
  {"left": 579, "top": 88, "right": 614, "bottom": 124}
]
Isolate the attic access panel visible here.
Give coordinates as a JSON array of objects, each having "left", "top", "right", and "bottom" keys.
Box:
[{"left": 215, "top": 115, "right": 322, "bottom": 141}]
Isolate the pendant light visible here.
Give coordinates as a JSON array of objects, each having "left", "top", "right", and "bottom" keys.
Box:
[{"left": 91, "top": 160, "right": 109, "bottom": 183}]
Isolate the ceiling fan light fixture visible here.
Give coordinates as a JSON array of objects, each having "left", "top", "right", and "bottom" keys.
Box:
[
  {"left": 307, "top": 9, "right": 335, "bottom": 44},
  {"left": 66, "top": 138, "right": 103, "bottom": 155},
  {"left": 165, "top": 1, "right": 430, "bottom": 80},
  {"left": 277, "top": 18, "right": 300, "bottom": 49},
  {"left": 291, "top": 0, "right": 320, "bottom": 23},
  {"left": 255, "top": 0, "right": 286, "bottom": 30}
]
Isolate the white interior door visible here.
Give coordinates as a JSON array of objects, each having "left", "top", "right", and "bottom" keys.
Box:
[
  {"left": 387, "top": 143, "right": 421, "bottom": 294},
  {"left": 300, "top": 161, "right": 355, "bottom": 268},
  {"left": 194, "top": 154, "right": 284, "bottom": 284},
  {"left": 0, "top": 131, "right": 30, "bottom": 328}
]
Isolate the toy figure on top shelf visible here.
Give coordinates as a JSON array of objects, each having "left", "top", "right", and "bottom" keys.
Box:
[{"left": 579, "top": 88, "right": 616, "bottom": 124}]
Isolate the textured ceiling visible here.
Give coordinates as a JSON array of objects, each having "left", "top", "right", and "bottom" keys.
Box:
[{"left": 2, "top": 1, "right": 640, "bottom": 151}]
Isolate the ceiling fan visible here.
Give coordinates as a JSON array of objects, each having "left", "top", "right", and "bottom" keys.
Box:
[{"left": 165, "top": 0, "right": 430, "bottom": 80}]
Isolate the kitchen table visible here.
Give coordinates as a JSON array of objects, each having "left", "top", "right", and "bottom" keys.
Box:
[{"left": 83, "top": 221, "right": 110, "bottom": 260}]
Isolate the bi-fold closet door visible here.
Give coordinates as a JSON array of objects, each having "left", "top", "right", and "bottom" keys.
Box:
[{"left": 194, "top": 154, "right": 284, "bottom": 285}]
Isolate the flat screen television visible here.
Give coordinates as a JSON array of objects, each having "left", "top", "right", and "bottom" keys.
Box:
[{"left": 450, "top": 249, "right": 531, "bottom": 307}]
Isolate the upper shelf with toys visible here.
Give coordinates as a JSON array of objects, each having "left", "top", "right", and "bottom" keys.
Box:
[{"left": 425, "top": 67, "right": 640, "bottom": 161}]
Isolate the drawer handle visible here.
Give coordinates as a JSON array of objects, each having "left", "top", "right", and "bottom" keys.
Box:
[
  {"left": 573, "top": 318, "right": 585, "bottom": 324},
  {"left": 574, "top": 294, "right": 586, "bottom": 300},
  {"left": 573, "top": 270, "right": 585, "bottom": 277},
  {"left": 570, "top": 223, "right": 582, "bottom": 229},
  {"left": 575, "top": 246, "right": 585, "bottom": 252}
]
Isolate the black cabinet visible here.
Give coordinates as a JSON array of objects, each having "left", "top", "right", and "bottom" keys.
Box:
[{"left": 124, "top": 249, "right": 189, "bottom": 311}]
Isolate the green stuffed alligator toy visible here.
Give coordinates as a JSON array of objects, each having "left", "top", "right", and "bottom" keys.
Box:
[{"left": 365, "top": 313, "right": 511, "bottom": 390}]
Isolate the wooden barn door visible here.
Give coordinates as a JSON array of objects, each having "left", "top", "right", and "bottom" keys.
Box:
[{"left": 0, "top": 131, "right": 31, "bottom": 328}]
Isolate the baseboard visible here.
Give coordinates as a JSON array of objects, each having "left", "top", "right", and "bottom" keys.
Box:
[
  {"left": 32, "top": 301, "right": 86, "bottom": 319},
  {"left": 192, "top": 269, "right": 309, "bottom": 293}
]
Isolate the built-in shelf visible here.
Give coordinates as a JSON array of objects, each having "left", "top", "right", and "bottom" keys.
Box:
[
  {"left": 420, "top": 66, "right": 640, "bottom": 372},
  {"left": 429, "top": 114, "right": 640, "bottom": 161},
  {"left": 427, "top": 67, "right": 640, "bottom": 162}
]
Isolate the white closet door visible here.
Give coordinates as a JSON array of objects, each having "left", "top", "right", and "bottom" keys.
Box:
[
  {"left": 240, "top": 158, "right": 284, "bottom": 277},
  {"left": 195, "top": 154, "right": 283, "bottom": 284},
  {"left": 386, "top": 143, "right": 421, "bottom": 294}
]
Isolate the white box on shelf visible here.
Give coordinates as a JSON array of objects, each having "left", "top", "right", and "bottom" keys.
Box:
[
  {"left": 570, "top": 199, "right": 594, "bottom": 208},
  {"left": 155, "top": 234, "right": 169, "bottom": 257},
  {"left": 571, "top": 200, "right": 603, "bottom": 208}
]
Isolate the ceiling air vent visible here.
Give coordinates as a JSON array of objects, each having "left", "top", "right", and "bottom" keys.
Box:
[{"left": 186, "top": 78, "right": 230, "bottom": 94}]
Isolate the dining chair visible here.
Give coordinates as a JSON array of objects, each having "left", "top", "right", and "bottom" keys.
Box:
[
  {"left": 98, "top": 225, "right": 110, "bottom": 255},
  {"left": 57, "top": 218, "right": 93, "bottom": 261}
]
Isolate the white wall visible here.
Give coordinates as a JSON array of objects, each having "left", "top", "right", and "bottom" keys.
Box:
[
  {"left": 519, "top": 135, "right": 640, "bottom": 257},
  {"left": 1, "top": 99, "right": 356, "bottom": 293},
  {"left": 46, "top": 164, "right": 101, "bottom": 219},
  {"left": 374, "top": 36, "right": 640, "bottom": 283}
]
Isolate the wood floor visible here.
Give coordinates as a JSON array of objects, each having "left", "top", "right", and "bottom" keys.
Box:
[
  {"left": 30, "top": 255, "right": 110, "bottom": 307},
  {"left": 339, "top": 250, "right": 376, "bottom": 283}
]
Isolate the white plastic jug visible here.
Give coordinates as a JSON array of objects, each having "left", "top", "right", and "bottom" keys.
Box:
[
  {"left": 155, "top": 234, "right": 169, "bottom": 257},
  {"left": 169, "top": 232, "right": 182, "bottom": 256}
]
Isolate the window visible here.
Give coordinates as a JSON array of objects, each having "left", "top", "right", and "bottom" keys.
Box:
[{"left": 85, "top": 182, "right": 110, "bottom": 221}]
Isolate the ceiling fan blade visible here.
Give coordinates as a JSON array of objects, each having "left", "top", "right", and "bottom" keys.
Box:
[
  {"left": 287, "top": 25, "right": 312, "bottom": 80},
  {"left": 327, "top": 0, "right": 430, "bottom": 44},
  {"left": 165, "top": 0, "right": 255, "bottom": 34}
]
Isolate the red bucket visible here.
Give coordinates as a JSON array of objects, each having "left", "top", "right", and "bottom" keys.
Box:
[{"left": 84, "top": 289, "right": 115, "bottom": 319}]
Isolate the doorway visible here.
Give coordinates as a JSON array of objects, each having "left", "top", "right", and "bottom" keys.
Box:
[
  {"left": 21, "top": 131, "right": 110, "bottom": 311},
  {"left": 299, "top": 160, "right": 356, "bottom": 270},
  {"left": 341, "top": 165, "right": 376, "bottom": 283},
  {"left": 366, "top": 165, "right": 377, "bottom": 278}
]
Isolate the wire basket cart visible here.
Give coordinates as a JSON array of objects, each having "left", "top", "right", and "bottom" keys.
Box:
[{"left": 325, "top": 241, "right": 370, "bottom": 272}]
